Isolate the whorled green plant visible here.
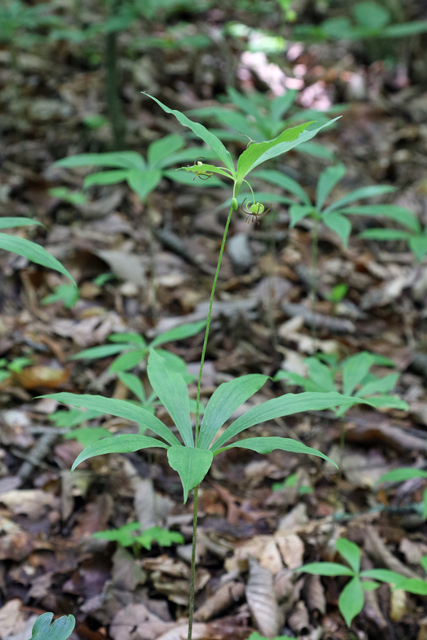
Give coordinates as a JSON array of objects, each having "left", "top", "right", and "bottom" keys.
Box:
[{"left": 43, "top": 97, "right": 379, "bottom": 640}]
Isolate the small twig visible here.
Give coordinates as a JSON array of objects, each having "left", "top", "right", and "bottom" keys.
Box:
[
  {"left": 16, "top": 432, "right": 60, "bottom": 483},
  {"left": 281, "top": 302, "right": 356, "bottom": 334}
]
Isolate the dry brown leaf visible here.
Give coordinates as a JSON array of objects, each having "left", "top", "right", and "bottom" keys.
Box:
[
  {"left": 390, "top": 588, "right": 408, "bottom": 623},
  {"left": 274, "top": 532, "right": 304, "bottom": 569},
  {"left": 305, "top": 574, "right": 326, "bottom": 615},
  {"left": 287, "top": 600, "right": 310, "bottom": 634},
  {"left": 110, "top": 603, "right": 171, "bottom": 640},
  {"left": 194, "top": 581, "right": 245, "bottom": 622},
  {"left": 0, "top": 489, "right": 57, "bottom": 519},
  {"left": 246, "top": 557, "right": 283, "bottom": 638}
]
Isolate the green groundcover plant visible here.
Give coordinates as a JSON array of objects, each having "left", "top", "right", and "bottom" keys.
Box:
[
  {"left": 93, "top": 522, "right": 184, "bottom": 551},
  {"left": 275, "top": 351, "right": 407, "bottom": 416},
  {"left": 188, "top": 87, "right": 342, "bottom": 159},
  {"left": 30, "top": 613, "right": 75, "bottom": 640},
  {"left": 298, "top": 538, "right": 427, "bottom": 627},
  {"left": 359, "top": 205, "right": 427, "bottom": 261},
  {"left": 42, "top": 96, "right": 383, "bottom": 640},
  {"left": 70, "top": 319, "right": 207, "bottom": 375},
  {"left": 293, "top": 0, "right": 427, "bottom": 43}
]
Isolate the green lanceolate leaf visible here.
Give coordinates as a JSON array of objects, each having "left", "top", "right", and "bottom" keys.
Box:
[
  {"left": 150, "top": 320, "right": 207, "bottom": 348},
  {"left": 356, "top": 373, "right": 399, "bottom": 397},
  {"left": 342, "top": 352, "right": 374, "bottom": 397},
  {"left": 323, "top": 185, "right": 396, "bottom": 213},
  {"left": 145, "top": 93, "right": 236, "bottom": 175},
  {"left": 359, "top": 228, "right": 411, "bottom": 241},
  {"left": 118, "top": 372, "right": 146, "bottom": 404},
  {"left": 147, "top": 349, "right": 193, "bottom": 447},
  {"left": 322, "top": 211, "right": 352, "bottom": 247},
  {"left": 70, "top": 343, "right": 134, "bottom": 360},
  {"left": 299, "top": 562, "right": 354, "bottom": 576},
  {"left": 290, "top": 204, "right": 315, "bottom": 227},
  {"left": 305, "top": 358, "right": 337, "bottom": 392},
  {"left": 211, "top": 392, "right": 367, "bottom": 452},
  {"left": 199, "top": 374, "right": 268, "bottom": 449},
  {"left": 236, "top": 118, "right": 340, "bottom": 182},
  {"left": 336, "top": 538, "right": 361, "bottom": 573},
  {"left": 56, "top": 151, "right": 146, "bottom": 171},
  {"left": 126, "top": 169, "right": 162, "bottom": 202},
  {"left": 216, "top": 436, "right": 337, "bottom": 468},
  {"left": 84, "top": 170, "right": 129, "bottom": 188},
  {"left": 377, "top": 467, "right": 427, "bottom": 484},
  {"left": 31, "top": 612, "right": 75, "bottom": 640},
  {"left": 167, "top": 444, "right": 213, "bottom": 503},
  {"left": 0, "top": 217, "right": 44, "bottom": 230},
  {"left": 43, "top": 393, "right": 179, "bottom": 446},
  {"left": 253, "top": 169, "right": 311, "bottom": 205},
  {"left": 410, "top": 235, "right": 427, "bottom": 261},
  {"left": 0, "top": 234, "right": 75, "bottom": 284},
  {"left": 71, "top": 434, "right": 169, "bottom": 471},
  {"left": 148, "top": 134, "right": 184, "bottom": 168},
  {"left": 344, "top": 205, "right": 420, "bottom": 233},
  {"left": 316, "top": 164, "right": 346, "bottom": 210},
  {"left": 109, "top": 348, "right": 146, "bottom": 373},
  {"left": 339, "top": 577, "right": 364, "bottom": 627}
]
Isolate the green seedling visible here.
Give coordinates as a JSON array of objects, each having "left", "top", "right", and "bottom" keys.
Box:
[
  {"left": 298, "top": 538, "right": 427, "bottom": 627},
  {"left": 272, "top": 471, "right": 313, "bottom": 494},
  {"left": 1, "top": 0, "right": 60, "bottom": 70},
  {"left": 377, "top": 467, "right": 427, "bottom": 521},
  {"left": 275, "top": 351, "right": 407, "bottom": 416},
  {"left": 48, "top": 187, "right": 87, "bottom": 207},
  {"left": 188, "top": 87, "right": 342, "bottom": 159},
  {"left": 0, "top": 356, "right": 34, "bottom": 383},
  {"left": 294, "top": 0, "right": 427, "bottom": 43},
  {"left": 359, "top": 206, "right": 427, "bottom": 261},
  {"left": 255, "top": 163, "right": 397, "bottom": 249},
  {"left": 70, "top": 320, "right": 207, "bottom": 375},
  {"left": 30, "top": 612, "right": 75, "bottom": 640},
  {"left": 43, "top": 97, "right": 378, "bottom": 640},
  {"left": 324, "top": 283, "right": 348, "bottom": 310},
  {"left": 0, "top": 218, "right": 75, "bottom": 284},
  {"left": 93, "top": 522, "right": 184, "bottom": 551},
  {"left": 41, "top": 284, "right": 80, "bottom": 309}
]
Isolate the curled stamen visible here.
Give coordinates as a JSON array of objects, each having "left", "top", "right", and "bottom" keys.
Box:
[{"left": 240, "top": 198, "right": 271, "bottom": 225}]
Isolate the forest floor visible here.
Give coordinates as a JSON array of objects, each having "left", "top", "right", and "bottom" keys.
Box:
[{"left": 1, "top": 4, "right": 427, "bottom": 640}]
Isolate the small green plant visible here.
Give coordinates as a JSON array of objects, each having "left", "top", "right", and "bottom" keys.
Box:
[
  {"left": 43, "top": 97, "right": 380, "bottom": 640},
  {"left": 359, "top": 206, "right": 427, "bottom": 261},
  {"left": 30, "top": 612, "right": 75, "bottom": 640},
  {"left": 189, "top": 87, "right": 341, "bottom": 159},
  {"left": 298, "top": 538, "right": 427, "bottom": 627},
  {"left": 48, "top": 187, "right": 87, "bottom": 207},
  {"left": 41, "top": 284, "right": 80, "bottom": 309},
  {"left": 324, "top": 283, "right": 348, "bottom": 313},
  {"left": 0, "top": 356, "right": 33, "bottom": 383},
  {"left": 377, "top": 467, "right": 427, "bottom": 521},
  {"left": 0, "top": 218, "right": 75, "bottom": 284},
  {"left": 294, "top": 1, "right": 427, "bottom": 42},
  {"left": 1, "top": 0, "right": 60, "bottom": 70},
  {"left": 275, "top": 351, "right": 407, "bottom": 416},
  {"left": 272, "top": 471, "right": 313, "bottom": 494},
  {"left": 93, "top": 522, "right": 184, "bottom": 551},
  {"left": 70, "top": 320, "right": 207, "bottom": 375}
]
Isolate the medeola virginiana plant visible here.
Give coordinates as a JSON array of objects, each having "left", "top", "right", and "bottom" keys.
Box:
[{"left": 43, "top": 97, "right": 379, "bottom": 640}]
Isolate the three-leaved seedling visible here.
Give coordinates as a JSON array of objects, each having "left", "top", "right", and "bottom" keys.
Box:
[
  {"left": 43, "top": 97, "right": 380, "bottom": 640},
  {"left": 298, "top": 538, "right": 427, "bottom": 627}
]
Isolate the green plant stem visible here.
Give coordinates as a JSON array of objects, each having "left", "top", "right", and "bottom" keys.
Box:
[
  {"left": 188, "top": 204, "right": 233, "bottom": 640},
  {"left": 187, "top": 484, "right": 199, "bottom": 640},
  {"left": 310, "top": 217, "right": 319, "bottom": 341},
  {"left": 194, "top": 205, "right": 234, "bottom": 445},
  {"left": 105, "top": 0, "right": 126, "bottom": 149}
]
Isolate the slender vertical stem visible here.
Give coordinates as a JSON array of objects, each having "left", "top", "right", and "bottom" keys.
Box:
[
  {"left": 188, "top": 204, "right": 234, "bottom": 640},
  {"left": 194, "top": 205, "right": 234, "bottom": 446},
  {"left": 310, "top": 217, "right": 319, "bottom": 342},
  {"left": 105, "top": 0, "right": 126, "bottom": 150},
  {"left": 187, "top": 484, "right": 199, "bottom": 640}
]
